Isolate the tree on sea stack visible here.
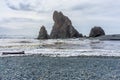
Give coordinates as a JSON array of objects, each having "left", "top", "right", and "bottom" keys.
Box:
[
  {"left": 37, "top": 26, "right": 49, "bottom": 39},
  {"left": 89, "top": 26, "right": 105, "bottom": 37},
  {"left": 50, "top": 11, "right": 83, "bottom": 39}
]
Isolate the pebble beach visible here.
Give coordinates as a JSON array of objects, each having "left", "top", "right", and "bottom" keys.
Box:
[{"left": 1, "top": 55, "right": 120, "bottom": 80}]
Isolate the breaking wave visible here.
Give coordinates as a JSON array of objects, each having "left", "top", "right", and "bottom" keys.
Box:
[{"left": 0, "top": 37, "right": 120, "bottom": 57}]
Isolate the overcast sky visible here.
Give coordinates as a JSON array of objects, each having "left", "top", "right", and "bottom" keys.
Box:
[{"left": 0, "top": 0, "right": 120, "bottom": 37}]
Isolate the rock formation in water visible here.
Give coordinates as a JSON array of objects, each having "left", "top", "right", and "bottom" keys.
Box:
[
  {"left": 50, "top": 11, "right": 83, "bottom": 39},
  {"left": 37, "top": 26, "right": 49, "bottom": 39},
  {"left": 89, "top": 26, "right": 105, "bottom": 37}
]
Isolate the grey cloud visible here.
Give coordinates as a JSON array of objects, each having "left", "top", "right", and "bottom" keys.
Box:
[
  {"left": 9, "top": 18, "right": 38, "bottom": 22},
  {"left": 5, "top": 0, "right": 34, "bottom": 11},
  {"left": 71, "top": 0, "right": 120, "bottom": 17},
  {"left": 0, "top": 18, "right": 41, "bottom": 24},
  {"left": 72, "top": 3, "right": 95, "bottom": 11},
  {"left": 7, "top": 4, "right": 18, "bottom": 10},
  {"left": 18, "top": 3, "right": 33, "bottom": 11},
  {"left": 5, "top": 0, "right": 120, "bottom": 15},
  {"left": 5, "top": 1, "right": 16, "bottom": 10},
  {"left": 5, "top": 0, "right": 48, "bottom": 13},
  {"left": 4, "top": 0, "right": 120, "bottom": 20}
]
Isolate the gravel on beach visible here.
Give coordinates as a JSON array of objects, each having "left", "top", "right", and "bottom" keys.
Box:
[{"left": 0, "top": 55, "right": 120, "bottom": 80}]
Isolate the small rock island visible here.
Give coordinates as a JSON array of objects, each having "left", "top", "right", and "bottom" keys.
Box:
[
  {"left": 89, "top": 26, "right": 105, "bottom": 37},
  {"left": 37, "top": 26, "right": 49, "bottom": 39}
]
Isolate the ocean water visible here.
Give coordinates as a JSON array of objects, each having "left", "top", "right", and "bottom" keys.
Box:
[
  {"left": 1, "top": 35, "right": 120, "bottom": 80},
  {"left": 0, "top": 35, "right": 120, "bottom": 57}
]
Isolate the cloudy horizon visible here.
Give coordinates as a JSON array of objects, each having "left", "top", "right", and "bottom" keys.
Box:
[{"left": 0, "top": 0, "right": 120, "bottom": 37}]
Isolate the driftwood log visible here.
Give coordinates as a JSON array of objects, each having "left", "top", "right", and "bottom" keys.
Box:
[{"left": 2, "top": 51, "right": 25, "bottom": 55}]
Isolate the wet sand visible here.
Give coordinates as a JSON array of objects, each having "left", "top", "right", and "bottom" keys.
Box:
[{"left": 0, "top": 55, "right": 120, "bottom": 80}]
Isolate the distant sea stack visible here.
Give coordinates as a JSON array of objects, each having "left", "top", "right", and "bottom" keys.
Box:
[
  {"left": 37, "top": 26, "right": 49, "bottom": 39},
  {"left": 89, "top": 26, "right": 105, "bottom": 37},
  {"left": 50, "top": 11, "right": 83, "bottom": 39}
]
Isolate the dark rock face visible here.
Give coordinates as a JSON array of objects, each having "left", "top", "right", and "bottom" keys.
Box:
[
  {"left": 37, "top": 26, "right": 49, "bottom": 39},
  {"left": 89, "top": 26, "right": 105, "bottom": 37},
  {"left": 50, "top": 11, "right": 83, "bottom": 39}
]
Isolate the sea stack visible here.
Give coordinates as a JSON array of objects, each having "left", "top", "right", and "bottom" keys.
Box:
[
  {"left": 50, "top": 11, "right": 83, "bottom": 39},
  {"left": 89, "top": 26, "right": 105, "bottom": 37},
  {"left": 37, "top": 26, "right": 49, "bottom": 39}
]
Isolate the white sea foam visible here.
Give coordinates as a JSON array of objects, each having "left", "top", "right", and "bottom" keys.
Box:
[{"left": 0, "top": 38, "right": 120, "bottom": 57}]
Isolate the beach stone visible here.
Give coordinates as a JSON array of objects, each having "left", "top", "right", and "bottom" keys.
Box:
[
  {"left": 50, "top": 11, "right": 83, "bottom": 39},
  {"left": 89, "top": 26, "right": 105, "bottom": 37},
  {"left": 37, "top": 26, "right": 49, "bottom": 39}
]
